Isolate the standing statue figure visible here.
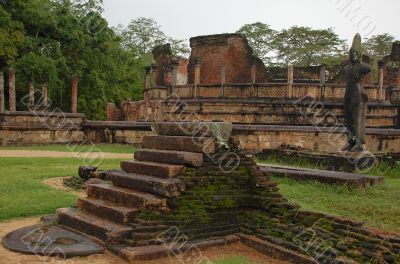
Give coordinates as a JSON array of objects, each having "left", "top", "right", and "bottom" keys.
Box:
[{"left": 343, "top": 34, "right": 371, "bottom": 152}]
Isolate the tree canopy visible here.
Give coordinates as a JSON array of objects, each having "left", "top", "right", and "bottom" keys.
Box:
[{"left": 0, "top": 3, "right": 397, "bottom": 120}]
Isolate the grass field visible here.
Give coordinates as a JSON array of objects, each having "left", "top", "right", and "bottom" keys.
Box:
[
  {"left": 0, "top": 144, "right": 399, "bottom": 235},
  {"left": 259, "top": 155, "right": 400, "bottom": 233},
  {"left": 0, "top": 144, "right": 136, "bottom": 154},
  {"left": 0, "top": 157, "right": 121, "bottom": 221}
]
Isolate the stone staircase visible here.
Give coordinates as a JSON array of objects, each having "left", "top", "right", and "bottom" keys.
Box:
[{"left": 57, "top": 123, "right": 222, "bottom": 251}]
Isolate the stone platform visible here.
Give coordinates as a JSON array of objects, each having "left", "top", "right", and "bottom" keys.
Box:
[
  {"left": 260, "top": 164, "right": 384, "bottom": 187},
  {"left": 0, "top": 111, "right": 84, "bottom": 146},
  {"left": 5, "top": 122, "right": 400, "bottom": 263}
]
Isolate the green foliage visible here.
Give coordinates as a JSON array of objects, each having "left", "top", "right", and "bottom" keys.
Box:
[
  {"left": 0, "top": 5, "right": 24, "bottom": 66},
  {"left": 119, "top": 17, "right": 190, "bottom": 61},
  {"left": 363, "top": 33, "right": 396, "bottom": 58},
  {"left": 237, "top": 23, "right": 348, "bottom": 67},
  {"left": 0, "top": 0, "right": 146, "bottom": 119},
  {"left": 237, "top": 22, "right": 277, "bottom": 65},
  {"left": 273, "top": 26, "right": 347, "bottom": 67}
]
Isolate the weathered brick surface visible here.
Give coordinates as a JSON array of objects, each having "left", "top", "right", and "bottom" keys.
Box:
[
  {"left": 135, "top": 149, "right": 203, "bottom": 167},
  {"left": 87, "top": 184, "right": 167, "bottom": 209},
  {"left": 120, "top": 160, "right": 185, "bottom": 178},
  {"left": 57, "top": 208, "right": 132, "bottom": 244},
  {"left": 187, "top": 34, "right": 269, "bottom": 84},
  {"left": 77, "top": 197, "right": 138, "bottom": 224},
  {"left": 142, "top": 135, "right": 216, "bottom": 153},
  {"left": 108, "top": 170, "right": 185, "bottom": 197}
]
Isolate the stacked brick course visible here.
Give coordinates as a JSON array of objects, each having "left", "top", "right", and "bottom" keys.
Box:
[{"left": 57, "top": 122, "right": 400, "bottom": 263}]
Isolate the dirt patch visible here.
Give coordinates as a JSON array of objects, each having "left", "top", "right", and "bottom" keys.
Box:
[
  {"left": 0, "top": 150, "right": 133, "bottom": 159},
  {"left": 0, "top": 218, "right": 288, "bottom": 264},
  {"left": 42, "top": 177, "right": 86, "bottom": 198}
]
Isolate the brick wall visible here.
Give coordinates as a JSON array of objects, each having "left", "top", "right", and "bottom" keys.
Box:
[{"left": 187, "top": 34, "right": 269, "bottom": 84}]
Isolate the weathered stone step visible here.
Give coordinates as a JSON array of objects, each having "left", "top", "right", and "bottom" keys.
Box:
[
  {"left": 142, "top": 135, "right": 216, "bottom": 153},
  {"left": 57, "top": 208, "right": 133, "bottom": 244},
  {"left": 121, "top": 160, "right": 184, "bottom": 178},
  {"left": 134, "top": 149, "right": 203, "bottom": 167},
  {"left": 87, "top": 184, "right": 167, "bottom": 210},
  {"left": 108, "top": 170, "right": 185, "bottom": 198},
  {"left": 107, "top": 235, "right": 239, "bottom": 261},
  {"left": 152, "top": 122, "right": 232, "bottom": 140},
  {"left": 77, "top": 197, "right": 138, "bottom": 224},
  {"left": 260, "top": 164, "right": 384, "bottom": 187}
]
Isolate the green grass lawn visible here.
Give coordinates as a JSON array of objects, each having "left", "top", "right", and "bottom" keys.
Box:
[
  {"left": 0, "top": 144, "right": 136, "bottom": 154},
  {"left": 204, "top": 256, "right": 255, "bottom": 264},
  {"left": 0, "top": 157, "right": 121, "bottom": 222},
  {"left": 259, "top": 156, "right": 400, "bottom": 233}
]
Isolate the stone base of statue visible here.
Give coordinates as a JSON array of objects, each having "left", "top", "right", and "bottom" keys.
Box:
[{"left": 338, "top": 149, "right": 376, "bottom": 172}]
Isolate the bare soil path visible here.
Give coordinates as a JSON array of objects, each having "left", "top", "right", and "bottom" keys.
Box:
[{"left": 0, "top": 218, "right": 288, "bottom": 264}]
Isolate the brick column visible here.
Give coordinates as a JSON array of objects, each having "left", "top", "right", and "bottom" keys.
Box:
[
  {"left": 287, "top": 65, "right": 294, "bottom": 98},
  {"left": 220, "top": 65, "right": 226, "bottom": 97},
  {"left": 151, "top": 64, "right": 158, "bottom": 88},
  {"left": 0, "top": 72, "right": 4, "bottom": 112},
  {"left": 171, "top": 58, "right": 179, "bottom": 95},
  {"left": 320, "top": 65, "right": 326, "bottom": 99},
  {"left": 378, "top": 61, "right": 384, "bottom": 101},
  {"left": 397, "top": 67, "right": 400, "bottom": 88},
  {"left": 251, "top": 64, "right": 257, "bottom": 84},
  {"left": 8, "top": 69, "right": 16, "bottom": 111},
  {"left": 71, "top": 75, "right": 78, "bottom": 113},
  {"left": 251, "top": 64, "right": 258, "bottom": 97},
  {"left": 194, "top": 58, "right": 202, "bottom": 98},
  {"left": 41, "top": 83, "right": 48, "bottom": 111},
  {"left": 28, "top": 82, "right": 35, "bottom": 111},
  {"left": 144, "top": 66, "right": 152, "bottom": 100}
]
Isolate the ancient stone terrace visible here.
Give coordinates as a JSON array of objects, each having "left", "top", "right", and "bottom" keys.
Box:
[
  {"left": 107, "top": 34, "right": 400, "bottom": 130},
  {"left": 51, "top": 122, "right": 400, "bottom": 263}
]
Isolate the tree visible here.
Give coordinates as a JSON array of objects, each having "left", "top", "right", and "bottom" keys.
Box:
[
  {"left": 273, "top": 26, "right": 346, "bottom": 67},
  {"left": 120, "top": 17, "right": 189, "bottom": 59},
  {"left": 0, "top": 5, "right": 25, "bottom": 67},
  {"left": 363, "top": 33, "right": 396, "bottom": 58},
  {"left": 237, "top": 22, "right": 277, "bottom": 65}
]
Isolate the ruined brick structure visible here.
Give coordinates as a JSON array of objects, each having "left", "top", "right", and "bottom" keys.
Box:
[
  {"left": 109, "top": 34, "right": 400, "bottom": 132},
  {"left": 53, "top": 122, "right": 400, "bottom": 263},
  {"left": 187, "top": 34, "right": 269, "bottom": 84},
  {"left": 152, "top": 44, "right": 188, "bottom": 87}
]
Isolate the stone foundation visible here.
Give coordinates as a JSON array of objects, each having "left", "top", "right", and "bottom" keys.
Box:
[
  {"left": 52, "top": 122, "right": 400, "bottom": 263},
  {"left": 0, "top": 111, "right": 85, "bottom": 146}
]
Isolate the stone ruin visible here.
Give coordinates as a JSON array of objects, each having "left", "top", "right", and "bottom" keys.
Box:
[
  {"left": 4, "top": 121, "right": 400, "bottom": 263},
  {"left": 110, "top": 34, "right": 400, "bottom": 128}
]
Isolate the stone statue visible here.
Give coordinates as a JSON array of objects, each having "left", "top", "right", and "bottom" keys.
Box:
[{"left": 343, "top": 34, "right": 371, "bottom": 152}]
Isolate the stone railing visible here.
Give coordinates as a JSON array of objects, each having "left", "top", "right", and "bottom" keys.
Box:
[{"left": 144, "top": 82, "right": 390, "bottom": 102}]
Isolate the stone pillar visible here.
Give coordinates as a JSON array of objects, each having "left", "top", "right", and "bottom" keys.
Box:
[
  {"left": 106, "top": 103, "right": 117, "bottom": 121},
  {"left": 0, "top": 72, "right": 4, "bottom": 112},
  {"left": 397, "top": 67, "right": 400, "bottom": 88},
  {"left": 151, "top": 64, "right": 158, "bottom": 88},
  {"left": 194, "top": 58, "right": 202, "bottom": 98},
  {"left": 251, "top": 64, "right": 257, "bottom": 84},
  {"left": 287, "top": 65, "right": 294, "bottom": 98},
  {"left": 378, "top": 61, "right": 384, "bottom": 101},
  {"left": 144, "top": 66, "right": 152, "bottom": 100},
  {"left": 41, "top": 83, "right": 48, "bottom": 111},
  {"left": 320, "top": 65, "right": 326, "bottom": 99},
  {"left": 8, "top": 69, "right": 16, "bottom": 111},
  {"left": 220, "top": 65, "right": 226, "bottom": 97},
  {"left": 171, "top": 58, "right": 179, "bottom": 95},
  {"left": 71, "top": 75, "right": 78, "bottom": 113},
  {"left": 28, "top": 82, "right": 35, "bottom": 111}
]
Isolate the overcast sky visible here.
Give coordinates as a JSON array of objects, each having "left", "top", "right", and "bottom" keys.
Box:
[{"left": 103, "top": 0, "right": 399, "bottom": 44}]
